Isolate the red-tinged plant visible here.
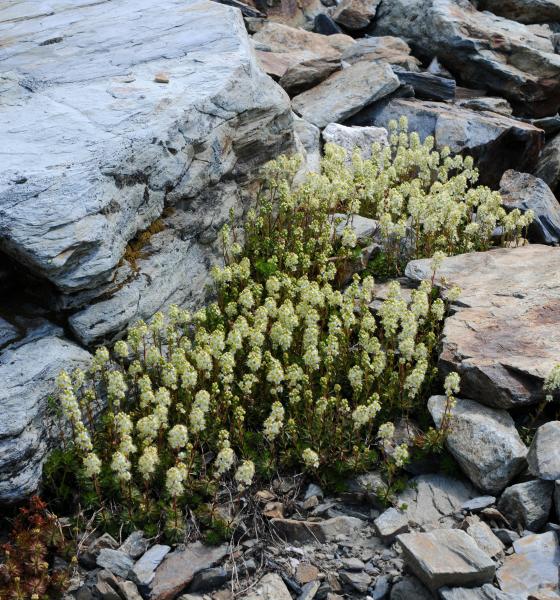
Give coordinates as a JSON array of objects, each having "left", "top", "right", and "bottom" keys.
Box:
[{"left": 0, "top": 497, "right": 74, "bottom": 600}]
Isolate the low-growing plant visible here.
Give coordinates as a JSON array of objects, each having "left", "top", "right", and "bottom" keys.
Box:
[
  {"left": 0, "top": 497, "right": 74, "bottom": 600},
  {"left": 48, "top": 121, "right": 517, "bottom": 538}
]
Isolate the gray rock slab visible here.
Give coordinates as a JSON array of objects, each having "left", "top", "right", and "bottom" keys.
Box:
[
  {"left": 390, "top": 575, "right": 432, "bottom": 600},
  {"left": 406, "top": 246, "right": 560, "bottom": 409},
  {"left": 456, "top": 97, "right": 513, "bottom": 116},
  {"left": 130, "top": 544, "right": 171, "bottom": 588},
  {"left": 497, "top": 531, "right": 560, "bottom": 596},
  {"left": 367, "top": 98, "right": 544, "bottom": 187},
  {"left": 428, "top": 396, "right": 527, "bottom": 493},
  {"left": 477, "top": 0, "right": 560, "bottom": 24},
  {"left": 397, "top": 474, "right": 477, "bottom": 527},
  {"left": 498, "top": 480, "right": 554, "bottom": 531},
  {"left": 240, "top": 572, "right": 292, "bottom": 600},
  {"left": 373, "top": 0, "right": 560, "bottom": 116},
  {"left": 397, "top": 529, "right": 496, "bottom": 592},
  {"left": 292, "top": 61, "right": 399, "bottom": 128},
  {"left": 499, "top": 170, "right": 560, "bottom": 245},
  {"left": 527, "top": 421, "right": 560, "bottom": 480},
  {"left": 464, "top": 516, "right": 505, "bottom": 558},
  {"left": 341, "top": 36, "right": 420, "bottom": 71},
  {"left": 440, "top": 583, "right": 518, "bottom": 599},
  {"left": 271, "top": 516, "right": 365, "bottom": 544},
  {"left": 96, "top": 549, "right": 134, "bottom": 579},
  {"left": 322, "top": 123, "right": 388, "bottom": 158},
  {"left": 374, "top": 508, "right": 409, "bottom": 543},
  {"left": 534, "top": 132, "right": 560, "bottom": 194},
  {"left": 333, "top": 0, "right": 381, "bottom": 30},
  {"left": 462, "top": 497, "right": 497, "bottom": 512},
  {"left": 0, "top": 333, "right": 91, "bottom": 502}
]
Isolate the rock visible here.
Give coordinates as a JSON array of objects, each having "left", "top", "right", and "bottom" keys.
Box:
[
  {"left": 476, "top": 0, "right": 560, "bottom": 24},
  {"left": 390, "top": 576, "right": 432, "bottom": 600},
  {"left": 279, "top": 56, "right": 341, "bottom": 96},
  {"left": 499, "top": 170, "right": 560, "bottom": 245},
  {"left": 341, "top": 36, "right": 420, "bottom": 71},
  {"left": 240, "top": 573, "right": 292, "bottom": 600},
  {"left": 556, "top": 481, "right": 560, "bottom": 521},
  {"left": 252, "top": 22, "right": 353, "bottom": 78},
  {"left": 534, "top": 132, "right": 560, "bottom": 194},
  {"left": 322, "top": 123, "right": 388, "bottom": 159},
  {"left": 440, "top": 583, "right": 515, "bottom": 599},
  {"left": 428, "top": 396, "right": 527, "bottom": 494},
  {"left": 498, "top": 480, "right": 554, "bottom": 531},
  {"left": 464, "top": 516, "right": 505, "bottom": 558},
  {"left": 397, "top": 474, "right": 477, "bottom": 527},
  {"left": 304, "top": 483, "right": 324, "bottom": 501},
  {"left": 292, "top": 62, "right": 400, "bottom": 128},
  {"left": 405, "top": 246, "right": 560, "bottom": 409},
  {"left": 397, "top": 529, "right": 496, "bottom": 592},
  {"left": 296, "top": 563, "right": 319, "bottom": 584},
  {"left": 394, "top": 71, "right": 456, "bottom": 102},
  {"left": 370, "top": 575, "right": 391, "bottom": 600},
  {"left": 188, "top": 567, "right": 228, "bottom": 593},
  {"left": 333, "top": 0, "right": 381, "bottom": 30},
  {"left": 339, "top": 571, "right": 371, "bottom": 593},
  {"left": 456, "top": 97, "right": 513, "bottom": 116},
  {"left": 462, "top": 497, "right": 497, "bottom": 512},
  {"left": 80, "top": 533, "right": 120, "bottom": 569},
  {"left": 263, "top": 501, "right": 284, "bottom": 518},
  {"left": 0, "top": 0, "right": 295, "bottom": 345},
  {"left": 344, "top": 470, "right": 386, "bottom": 506},
  {"left": 294, "top": 116, "right": 321, "bottom": 175},
  {"left": 149, "top": 543, "right": 228, "bottom": 600},
  {"left": 313, "top": 14, "right": 344, "bottom": 36},
  {"left": 0, "top": 333, "right": 91, "bottom": 502},
  {"left": 271, "top": 516, "right": 365, "bottom": 543},
  {"left": 96, "top": 549, "right": 134, "bottom": 579},
  {"left": 493, "top": 529, "right": 520, "bottom": 547},
  {"left": 119, "top": 531, "right": 148, "bottom": 560},
  {"left": 527, "top": 421, "right": 560, "bottom": 480},
  {"left": 0, "top": 317, "right": 19, "bottom": 350},
  {"left": 496, "top": 531, "right": 560, "bottom": 596},
  {"left": 366, "top": 98, "right": 544, "bottom": 187},
  {"left": 299, "top": 581, "right": 321, "bottom": 600},
  {"left": 373, "top": 0, "right": 560, "bottom": 117},
  {"left": 129, "top": 544, "right": 171, "bottom": 588},
  {"left": 374, "top": 508, "right": 409, "bottom": 543},
  {"left": 116, "top": 581, "right": 143, "bottom": 600}
]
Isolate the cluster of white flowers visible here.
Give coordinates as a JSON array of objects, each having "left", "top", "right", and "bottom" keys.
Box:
[
  {"left": 234, "top": 460, "right": 255, "bottom": 490},
  {"left": 544, "top": 364, "right": 560, "bottom": 402},
  {"left": 302, "top": 448, "right": 320, "bottom": 469},
  {"left": 263, "top": 401, "right": 285, "bottom": 441}
]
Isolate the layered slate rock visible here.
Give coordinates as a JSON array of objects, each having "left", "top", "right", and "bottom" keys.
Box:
[
  {"left": 341, "top": 36, "right": 421, "bottom": 71},
  {"left": 292, "top": 62, "right": 400, "bottom": 128},
  {"left": 428, "top": 396, "right": 527, "bottom": 493},
  {"left": 496, "top": 531, "right": 560, "bottom": 596},
  {"left": 499, "top": 170, "right": 560, "bottom": 244},
  {"left": 366, "top": 99, "right": 544, "bottom": 186},
  {"left": 406, "top": 246, "right": 560, "bottom": 409},
  {"left": 0, "top": 0, "right": 295, "bottom": 345},
  {"left": 373, "top": 0, "right": 560, "bottom": 116},
  {"left": 497, "top": 480, "right": 554, "bottom": 531},
  {"left": 477, "top": 0, "right": 560, "bottom": 24},
  {"left": 397, "top": 529, "right": 495, "bottom": 592},
  {"left": 534, "top": 132, "right": 560, "bottom": 194},
  {"left": 0, "top": 332, "right": 91, "bottom": 502}
]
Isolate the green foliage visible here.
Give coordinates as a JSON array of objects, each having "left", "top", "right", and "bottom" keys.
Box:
[{"left": 47, "top": 124, "right": 511, "bottom": 538}]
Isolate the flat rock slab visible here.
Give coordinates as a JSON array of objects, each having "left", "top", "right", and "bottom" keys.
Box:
[
  {"left": 496, "top": 531, "right": 560, "bottom": 596},
  {"left": 366, "top": 98, "right": 544, "bottom": 186},
  {"left": 148, "top": 542, "right": 228, "bottom": 600},
  {"left": 406, "top": 246, "right": 560, "bottom": 409},
  {"left": 373, "top": 0, "right": 560, "bottom": 116},
  {"left": 292, "top": 61, "right": 399, "bottom": 129},
  {"left": 534, "top": 132, "right": 560, "bottom": 194},
  {"left": 397, "top": 529, "right": 496, "bottom": 592},
  {"left": 397, "top": 474, "right": 476, "bottom": 527},
  {"left": 0, "top": 0, "right": 294, "bottom": 340},
  {"left": 271, "top": 516, "right": 365, "bottom": 544},
  {"left": 477, "top": 0, "right": 560, "bottom": 24},
  {"left": 428, "top": 396, "right": 527, "bottom": 493},
  {"left": 241, "top": 572, "right": 292, "bottom": 600},
  {"left": 440, "top": 583, "right": 516, "bottom": 599},
  {"left": 0, "top": 333, "right": 91, "bottom": 502}
]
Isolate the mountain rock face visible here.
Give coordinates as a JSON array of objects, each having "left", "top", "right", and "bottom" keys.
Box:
[
  {"left": 373, "top": 0, "right": 560, "bottom": 117},
  {"left": 0, "top": 0, "right": 297, "bottom": 501}
]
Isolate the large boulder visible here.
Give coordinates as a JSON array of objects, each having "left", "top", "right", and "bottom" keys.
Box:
[
  {"left": 0, "top": 0, "right": 296, "bottom": 345},
  {"left": 497, "top": 479, "right": 554, "bottom": 531},
  {"left": 0, "top": 332, "right": 92, "bottom": 502},
  {"left": 363, "top": 98, "right": 544, "bottom": 186},
  {"left": 476, "top": 0, "right": 560, "bottom": 24},
  {"left": 499, "top": 170, "right": 560, "bottom": 245},
  {"left": 428, "top": 396, "right": 527, "bottom": 494},
  {"left": 406, "top": 246, "right": 560, "bottom": 409},
  {"left": 527, "top": 421, "right": 560, "bottom": 480},
  {"left": 373, "top": 0, "right": 560, "bottom": 117}
]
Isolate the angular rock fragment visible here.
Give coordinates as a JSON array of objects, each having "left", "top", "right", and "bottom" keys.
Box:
[
  {"left": 527, "top": 421, "right": 560, "bottom": 480},
  {"left": 279, "top": 56, "right": 341, "bottom": 96},
  {"left": 374, "top": 0, "right": 560, "bottom": 116},
  {"left": 292, "top": 62, "right": 399, "bottom": 129},
  {"left": 440, "top": 583, "right": 515, "bottom": 599},
  {"left": 428, "top": 396, "right": 527, "bottom": 493},
  {"left": 96, "top": 549, "right": 134, "bottom": 579},
  {"left": 368, "top": 99, "right": 544, "bottom": 186},
  {"left": 534, "top": 132, "right": 560, "bottom": 194},
  {"left": 130, "top": 544, "right": 171, "bottom": 588},
  {"left": 464, "top": 516, "right": 505, "bottom": 558},
  {"left": 389, "top": 575, "right": 432, "bottom": 600},
  {"left": 322, "top": 123, "right": 388, "bottom": 158},
  {"left": 496, "top": 531, "right": 560, "bottom": 596},
  {"left": 499, "top": 170, "right": 560, "bottom": 245},
  {"left": 397, "top": 529, "right": 496, "bottom": 592},
  {"left": 497, "top": 480, "right": 554, "bottom": 531},
  {"left": 406, "top": 246, "right": 560, "bottom": 409},
  {"left": 394, "top": 71, "right": 456, "bottom": 102},
  {"left": 241, "top": 572, "right": 292, "bottom": 600},
  {"left": 456, "top": 97, "right": 513, "bottom": 116},
  {"left": 374, "top": 507, "right": 409, "bottom": 543},
  {"left": 271, "top": 516, "right": 365, "bottom": 543},
  {"left": 477, "top": 0, "right": 560, "bottom": 24},
  {"left": 333, "top": 0, "right": 381, "bottom": 30},
  {"left": 341, "top": 36, "right": 420, "bottom": 71}
]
